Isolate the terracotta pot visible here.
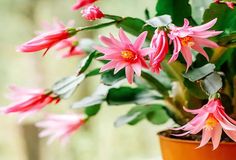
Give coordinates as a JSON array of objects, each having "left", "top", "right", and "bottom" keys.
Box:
[{"left": 159, "top": 134, "right": 236, "bottom": 160}]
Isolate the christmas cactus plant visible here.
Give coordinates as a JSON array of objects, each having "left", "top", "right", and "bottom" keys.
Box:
[{"left": 3, "top": 0, "right": 236, "bottom": 150}]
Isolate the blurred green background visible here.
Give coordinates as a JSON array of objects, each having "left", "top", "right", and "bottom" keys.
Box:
[{"left": 0, "top": 0, "right": 211, "bottom": 160}]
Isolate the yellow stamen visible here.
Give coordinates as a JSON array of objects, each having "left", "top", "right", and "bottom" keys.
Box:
[
  {"left": 205, "top": 116, "right": 218, "bottom": 130},
  {"left": 180, "top": 36, "right": 195, "bottom": 47},
  {"left": 121, "top": 50, "right": 136, "bottom": 60}
]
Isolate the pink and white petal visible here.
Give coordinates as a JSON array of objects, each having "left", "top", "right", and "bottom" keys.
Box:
[
  {"left": 100, "top": 61, "right": 118, "bottom": 72},
  {"left": 140, "top": 48, "right": 155, "bottom": 56},
  {"left": 183, "top": 18, "right": 190, "bottom": 28},
  {"left": 183, "top": 106, "right": 202, "bottom": 114},
  {"left": 226, "top": 2, "right": 234, "bottom": 9},
  {"left": 47, "top": 131, "right": 64, "bottom": 145},
  {"left": 99, "top": 35, "right": 117, "bottom": 48},
  {"left": 190, "top": 114, "right": 209, "bottom": 134},
  {"left": 212, "top": 124, "right": 222, "bottom": 150},
  {"left": 94, "top": 46, "right": 118, "bottom": 55},
  {"left": 224, "top": 129, "right": 236, "bottom": 142},
  {"left": 98, "top": 53, "right": 122, "bottom": 61},
  {"left": 215, "top": 110, "right": 236, "bottom": 130},
  {"left": 194, "top": 37, "right": 219, "bottom": 48},
  {"left": 119, "top": 29, "right": 132, "bottom": 45},
  {"left": 190, "top": 18, "right": 217, "bottom": 32},
  {"left": 168, "top": 38, "right": 181, "bottom": 63},
  {"left": 125, "top": 65, "right": 134, "bottom": 84},
  {"left": 172, "top": 131, "right": 191, "bottom": 137},
  {"left": 114, "top": 62, "right": 127, "bottom": 74},
  {"left": 131, "top": 63, "right": 142, "bottom": 76},
  {"left": 181, "top": 46, "right": 192, "bottom": 71},
  {"left": 191, "top": 43, "right": 209, "bottom": 61},
  {"left": 192, "top": 31, "right": 223, "bottom": 38},
  {"left": 197, "top": 128, "right": 212, "bottom": 148},
  {"left": 38, "top": 129, "right": 56, "bottom": 138},
  {"left": 109, "top": 33, "right": 123, "bottom": 48},
  {"left": 220, "top": 110, "right": 236, "bottom": 125},
  {"left": 133, "top": 31, "right": 147, "bottom": 49}
]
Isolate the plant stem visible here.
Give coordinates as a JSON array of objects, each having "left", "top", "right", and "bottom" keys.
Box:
[
  {"left": 161, "top": 60, "right": 184, "bottom": 84},
  {"left": 76, "top": 20, "right": 117, "bottom": 32},
  {"left": 104, "top": 14, "right": 123, "bottom": 21},
  {"left": 164, "top": 98, "right": 185, "bottom": 124},
  {"left": 210, "top": 46, "right": 227, "bottom": 63}
]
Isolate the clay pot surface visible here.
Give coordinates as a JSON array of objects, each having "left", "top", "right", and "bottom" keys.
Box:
[{"left": 159, "top": 135, "right": 236, "bottom": 160}]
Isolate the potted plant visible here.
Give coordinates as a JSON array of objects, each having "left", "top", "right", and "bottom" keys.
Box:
[{"left": 2, "top": 0, "right": 236, "bottom": 159}]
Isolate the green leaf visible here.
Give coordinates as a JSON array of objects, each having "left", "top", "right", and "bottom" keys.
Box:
[
  {"left": 203, "top": 3, "right": 236, "bottom": 47},
  {"left": 183, "top": 63, "right": 216, "bottom": 82},
  {"left": 183, "top": 79, "right": 208, "bottom": 99},
  {"left": 114, "top": 104, "right": 171, "bottom": 127},
  {"left": 106, "top": 87, "right": 162, "bottom": 105},
  {"left": 101, "top": 69, "right": 126, "bottom": 86},
  {"left": 52, "top": 74, "right": 85, "bottom": 99},
  {"left": 203, "top": 3, "right": 236, "bottom": 36},
  {"left": 77, "top": 51, "right": 98, "bottom": 75},
  {"left": 84, "top": 105, "right": 101, "bottom": 117},
  {"left": 116, "top": 17, "right": 155, "bottom": 40},
  {"left": 146, "top": 107, "right": 170, "bottom": 125},
  {"left": 144, "top": 8, "right": 150, "bottom": 20},
  {"left": 86, "top": 68, "right": 101, "bottom": 77},
  {"left": 218, "top": 33, "right": 236, "bottom": 47},
  {"left": 104, "top": 14, "right": 123, "bottom": 21},
  {"left": 72, "top": 95, "right": 104, "bottom": 109},
  {"left": 114, "top": 112, "right": 141, "bottom": 127},
  {"left": 141, "top": 70, "right": 169, "bottom": 97},
  {"left": 200, "top": 72, "right": 223, "bottom": 95},
  {"left": 156, "top": 0, "right": 196, "bottom": 26}
]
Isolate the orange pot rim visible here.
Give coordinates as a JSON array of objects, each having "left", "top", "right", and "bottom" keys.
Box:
[{"left": 158, "top": 134, "right": 236, "bottom": 145}]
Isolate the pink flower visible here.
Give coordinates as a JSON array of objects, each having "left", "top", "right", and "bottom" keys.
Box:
[
  {"left": 2, "top": 86, "right": 60, "bottom": 121},
  {"left": 55, "top": 37, "right": 85, "bottom": 58},
  {"left": 37, "top": 20, "right": 84, "bottom": 58},
  {"left": 226, "top": 2, "right": 234, "bottom": 9},
  {"left": 72, "top": 0, "right": 97, "bottom": 10},
  {"left": 36, "top": 113, "right": 86, "bottom": 144},
  {"left": 213, "top": 0, "right": 220, "bottom": 3},
  {"left": 95, "top": 28, "right": 153, "bottom": 84},
  {"left": 174, "top": 99, "right": 236, "bottom": 150},
  {"left": 213, "top": 0, "right": 235, "bottom": 9},
  {"left": 6, "top": 85, "right": 44, "bottom": 101},
  {"left": 149, "top": 30, "right": 169, "bottom": 74},
  {"left": 168, "top": 18, "right": 222, "bottom": 70},
  {"left": 17, "top": 28, "right": 77, "bottom": 56},
  {"left": 81, "top": 5, "right": 104, "bottom": 21}
]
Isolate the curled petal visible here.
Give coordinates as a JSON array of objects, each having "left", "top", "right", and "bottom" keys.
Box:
[{"left": 190, "top": 18, "right": 217, "bottom": 32}]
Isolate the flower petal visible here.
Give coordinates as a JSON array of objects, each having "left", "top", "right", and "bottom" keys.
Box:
[
  {"left": 119, "top": 29, "right": 132, "bottom": 45},
  {"left": 133, "top": 31, "right": 147, "bottom": 49},
  {"left": 190, "top": 18, "right": 217, "bottom": 32},
  {"left": 132, "top": 63, "right": 142, "bottom": 76},
  {"left": 191, "top": 43, "right": 209, "bottom": 61},
  {"left": 197, "top": 128, "right": 212, "bottom": 148},
  {"left": 194, "top": 37, "right": 219, "bottom": 48},
  {"left": 212, "top": 124, "right": 222, "bottom": 150},
  {"left": 100, "top": 61, "right": 117, "bottom": 72},
  {"left": 125, "top": 65, "right": 134, "bottom": 84},
  {"left": 181, "top": 46, "right": 192, "bottom": 70}
]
